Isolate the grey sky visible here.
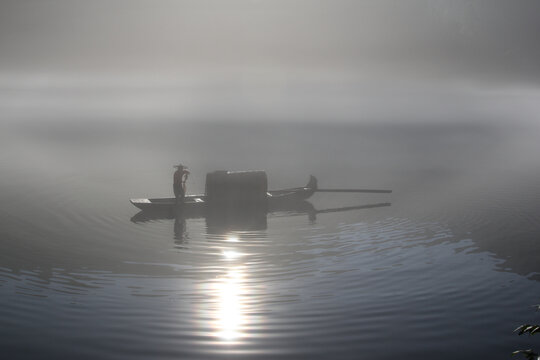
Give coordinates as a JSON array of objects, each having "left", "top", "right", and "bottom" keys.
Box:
[{"left": 1, "top": 0, "right": 540, "bottom": 121}]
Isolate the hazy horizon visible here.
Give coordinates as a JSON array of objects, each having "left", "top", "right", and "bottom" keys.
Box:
[{"left": 1, "top": 0, "right": 540, "bottom": 123}]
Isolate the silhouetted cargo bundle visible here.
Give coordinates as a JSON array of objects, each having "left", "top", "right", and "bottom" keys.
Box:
[{"left": 205, "top": 170, "right": 268, "bottom": 211}]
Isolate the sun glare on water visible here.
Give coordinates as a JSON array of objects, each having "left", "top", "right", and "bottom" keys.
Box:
[{"left": 214, "top": 267, "right": 245, "bottom": 341}]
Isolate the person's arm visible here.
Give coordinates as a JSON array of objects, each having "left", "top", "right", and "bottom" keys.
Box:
[{"left": 182, "top": 170, "right": 190, "bottom": 183}]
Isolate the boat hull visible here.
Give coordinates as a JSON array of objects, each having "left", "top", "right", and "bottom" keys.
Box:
[
  {"left": 130, "top": 189, "right": 314, "bottom": 212},
  {"left": 130, "top": 195, "right": 206, "bottom": 211}
]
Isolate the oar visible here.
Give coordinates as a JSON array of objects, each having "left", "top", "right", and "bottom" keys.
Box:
[
  {"left": 315, "top": 202, "right": 391, "bottom": 214},
  {"left": 315, "top": 188, "right": 392, "bottom": 194}
]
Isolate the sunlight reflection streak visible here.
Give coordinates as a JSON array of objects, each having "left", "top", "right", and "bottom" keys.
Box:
[
  {"left": 222, "top": 249, "right": 243, "bottom": 260},
  {"left": 215, "top": 267, "right": 245, "bottom": 341}
]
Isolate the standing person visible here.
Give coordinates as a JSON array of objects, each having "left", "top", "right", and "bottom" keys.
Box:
[{"left": 173, "top": 164, "right": 190, "bottom": 204}]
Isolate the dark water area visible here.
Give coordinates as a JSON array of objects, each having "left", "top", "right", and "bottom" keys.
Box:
[{"left": 1, "top": 120, "right": 540, "bottom": 359}]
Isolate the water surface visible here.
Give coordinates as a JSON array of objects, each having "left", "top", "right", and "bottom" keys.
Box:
[{"left": 1, "top": 121, "right": 540, "bottom": 359}]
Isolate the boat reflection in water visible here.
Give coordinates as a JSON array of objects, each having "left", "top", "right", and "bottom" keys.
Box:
[
  {"left": 131, "top": 200, "right": 390, "bottom": 343},
  {"left": 131, "top": 200, "right": 391, "bottom": 232}
]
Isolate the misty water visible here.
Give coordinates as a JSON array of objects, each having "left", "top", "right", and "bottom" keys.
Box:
[{"left": 1, "top": 120, "right": 540, "bottom": 359}]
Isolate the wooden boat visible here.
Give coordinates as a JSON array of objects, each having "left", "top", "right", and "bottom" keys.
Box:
[
  {"left": 130, "top": 175, "right": 318, "bottom": 211},
  {"left": 130, "top": 172, "right": 391, "bottom": 212}
]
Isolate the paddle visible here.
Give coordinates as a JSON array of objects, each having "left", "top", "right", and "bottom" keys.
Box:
[
  {"left": 315, "top": 188, "right": 392, "bottom": 194},
  {"left": 315, "top": 202, "right": 391, "bottom": 213}
]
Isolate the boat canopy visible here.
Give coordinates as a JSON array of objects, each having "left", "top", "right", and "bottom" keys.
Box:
[{"left": 205, "top": 170, "right": 268, "bottom": 211}]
